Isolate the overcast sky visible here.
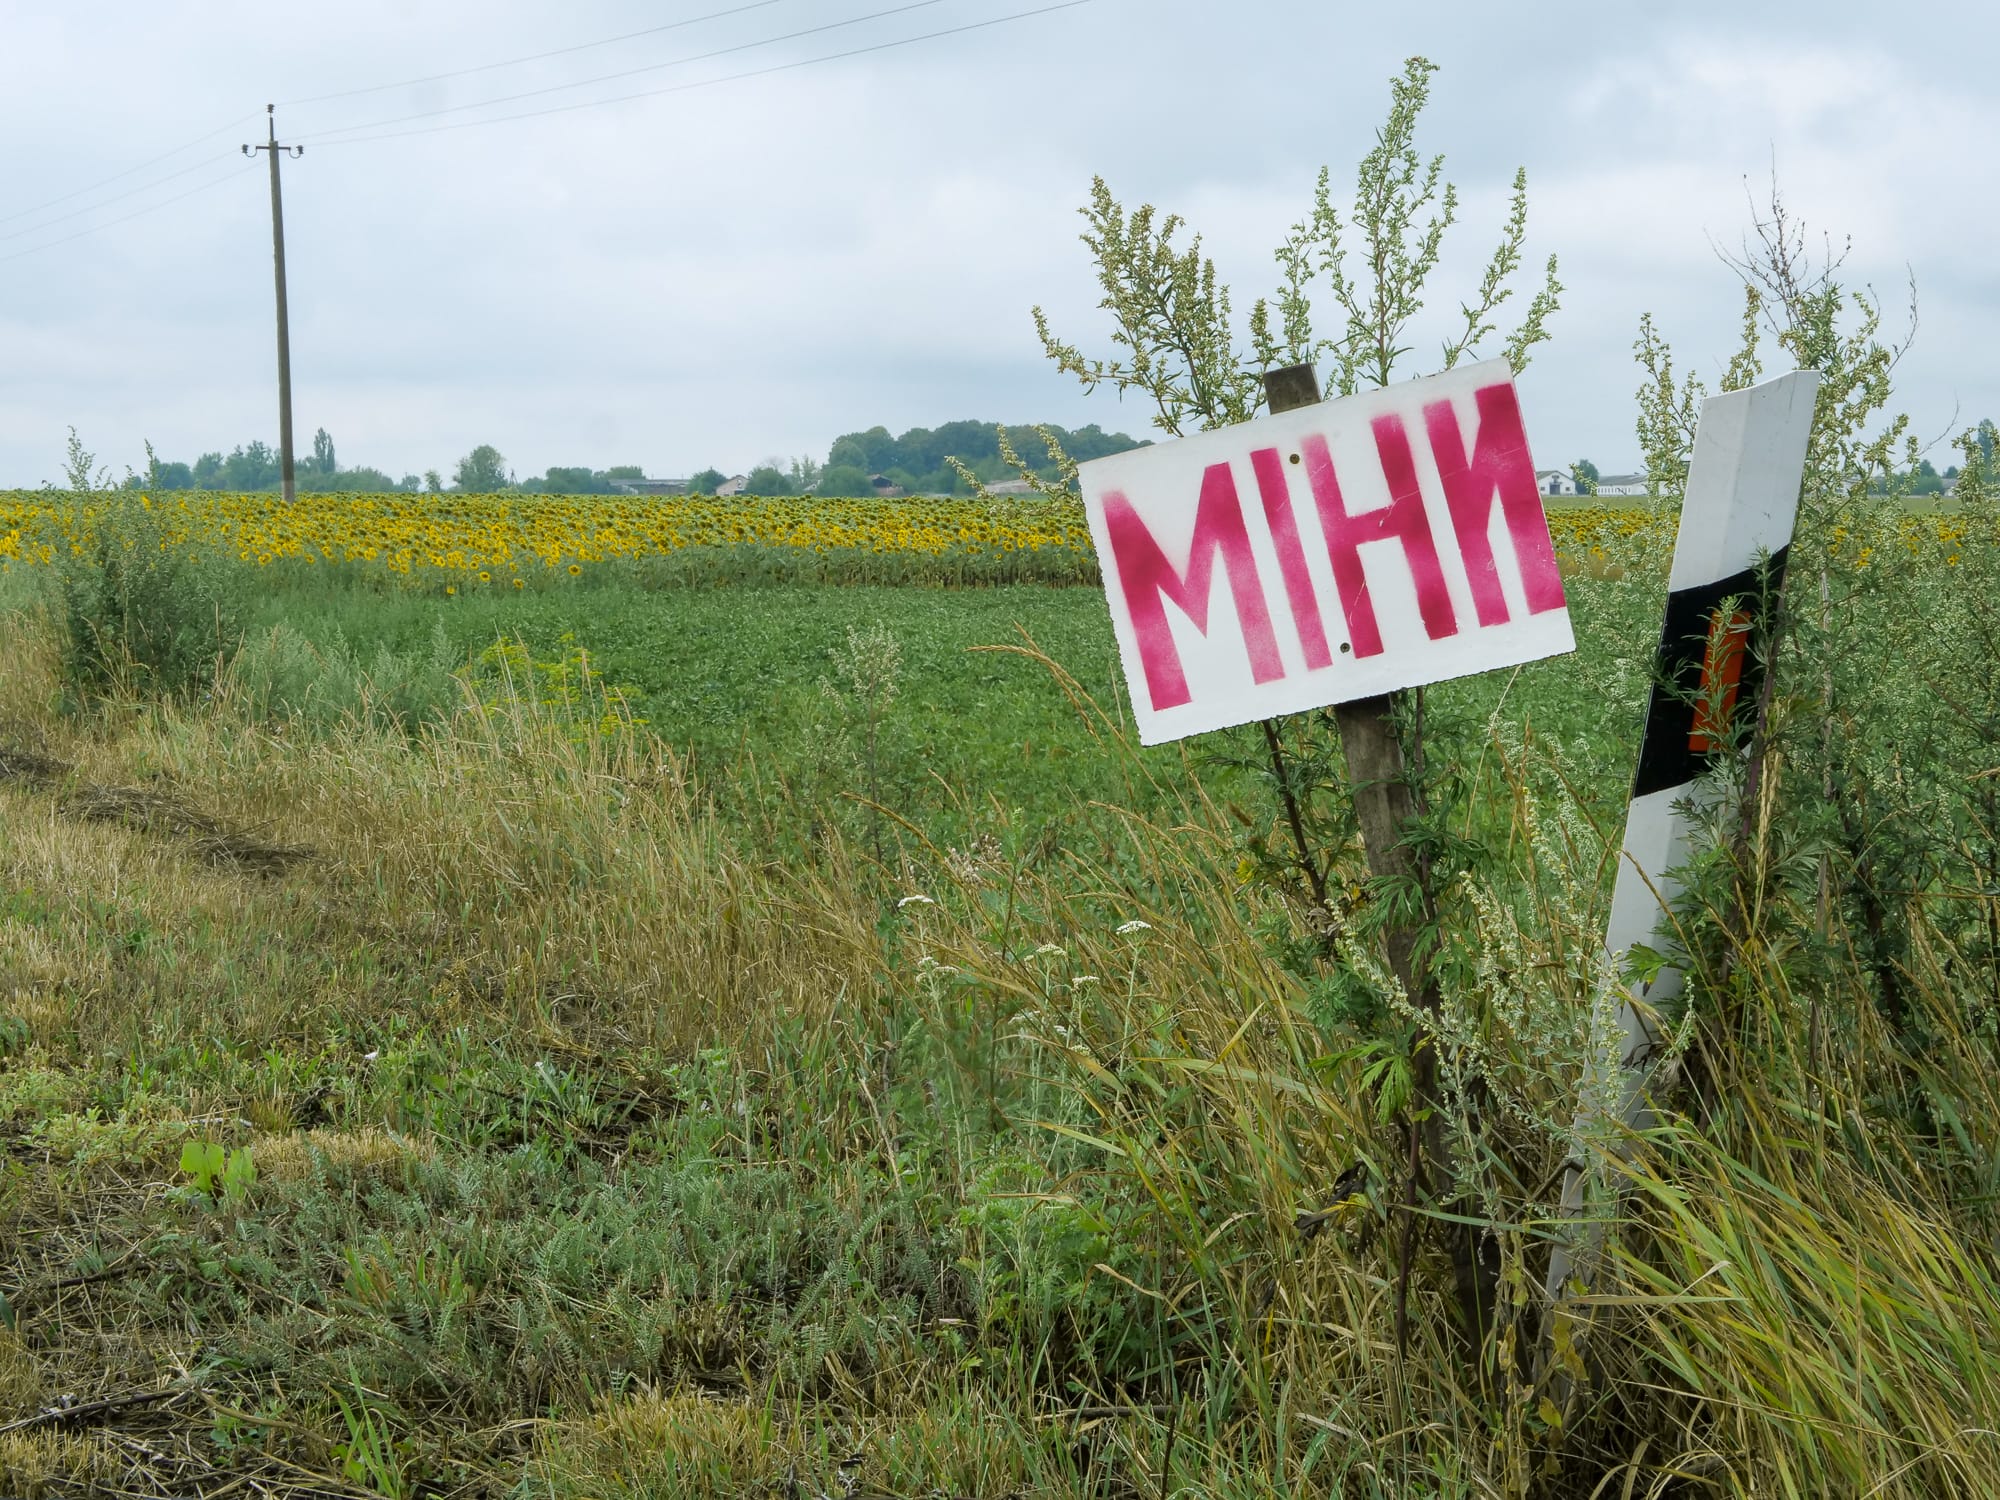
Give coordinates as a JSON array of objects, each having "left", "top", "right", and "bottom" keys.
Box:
[{"left": 1, "top": 0, "right": 1991, "bottom": 487}]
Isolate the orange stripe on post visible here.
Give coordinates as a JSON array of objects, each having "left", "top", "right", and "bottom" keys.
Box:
[{"left": 1688, "top": 608, "right": 1752, "bottom": 753}]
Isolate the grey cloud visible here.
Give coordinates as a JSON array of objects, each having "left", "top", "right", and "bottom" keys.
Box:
[{"left": 1, "top": 0, "right": 1993, "bottom": 483}]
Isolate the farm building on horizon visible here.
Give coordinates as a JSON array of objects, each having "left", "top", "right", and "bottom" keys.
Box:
[{"left": 1594, "top": 473, "right": 1649, "bottom": 496}]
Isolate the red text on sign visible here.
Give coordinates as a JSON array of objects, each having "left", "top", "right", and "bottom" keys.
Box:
[
  {"left": 1101, "top": 380, "right": 1567, "bottom": 713},
  {"left": 1102, "top": 462, "right": 1285, "bottom": 711},
  {"left": 1426, "top": 383, "right": 1567, "bottom": 626}
]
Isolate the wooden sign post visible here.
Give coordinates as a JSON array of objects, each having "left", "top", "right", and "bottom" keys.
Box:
[
  {"left": 1079, "top": 358, "right": 1576, "bottom": 1347},
  {"left": 1257, "top": 366, "right": 1426, "bottom": 993},
  {"left": 1261, "top": 362, "right": 1478, "bottom": 1350}
]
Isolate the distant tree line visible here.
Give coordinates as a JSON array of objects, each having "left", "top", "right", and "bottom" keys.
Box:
[
  {"left": 827, "top": 420, "right": 1146, "bottom": 496},
  {"left": 123, "top": 419, "right": 1149, "bottom": 499},
  {"left": 110, "top": 416, "right": 1988, "bottom": 503},
  {"left": 129, "top": 428, "right": 427, "bottom": 494},
  {"left": 441, "top": 446, "right": 656, "bottom": 495},
  {"left": 1564, "top": 444, "right": 1985, "bottom": 500},
  {"left": 123, "top": 433, "right": 647, "bottom": 497},
  {"left": 681, "top": 420, "right": 1149, "bottom": 498}
]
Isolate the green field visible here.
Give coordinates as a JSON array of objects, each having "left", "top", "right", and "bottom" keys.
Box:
[
  {"left": 215, "top": 552, "right": 1666, "bottom": 849},
  {"left": 2, "top": 503, "right": 1998, "bottom": 1498}
]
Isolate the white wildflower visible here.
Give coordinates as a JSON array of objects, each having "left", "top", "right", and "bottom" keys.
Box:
[
  {"left": 897, "top": 894, "right": 936, "bottom": 909},
  {"left": 1115, "top": 919, "right": 1152, "bottom": 935}
]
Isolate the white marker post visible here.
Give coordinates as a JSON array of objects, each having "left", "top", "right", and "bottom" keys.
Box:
[{"left": 1542, "top": 370, "right": 1820, "bottom": 1344}]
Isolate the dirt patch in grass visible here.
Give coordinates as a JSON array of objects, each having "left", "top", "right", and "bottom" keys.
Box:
[{"left": 0, "top": 744, "right": 313, "bottom": 876}]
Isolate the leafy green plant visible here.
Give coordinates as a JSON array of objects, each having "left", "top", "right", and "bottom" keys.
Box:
[
  {"left": 179, "top": 1140, "right": 256, "bottom": 1204},
  {"left": 464, "top": 631, "right": 647, "bottom": 742},
  {"left": 820, "top": 621, "right": 903, "bottom": 863},
  {"left": 1032, "top": 56, "right": 1559, "bottom": 449}
]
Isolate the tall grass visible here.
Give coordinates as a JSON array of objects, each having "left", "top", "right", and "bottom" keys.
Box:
[{"left": 2, "top": 515, "right": 1998, "bottom": 1496}]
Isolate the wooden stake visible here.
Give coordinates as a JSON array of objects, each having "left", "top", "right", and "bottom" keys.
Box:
[
  {"left": 1259, "top": 364, "right": 1493, "bottom": 1356},
  {"left": 1261, "top": 364, "right": 1430, "bottom": 1007}
]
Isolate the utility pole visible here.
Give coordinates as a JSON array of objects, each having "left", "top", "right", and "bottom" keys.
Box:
[{"left": 244, "top": 105, "right": 303, "bottom": 503}]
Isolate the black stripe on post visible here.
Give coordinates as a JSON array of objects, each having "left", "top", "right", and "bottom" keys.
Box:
[{"left": 1630, "top": 545, "right": 1789, "bottom": 799}]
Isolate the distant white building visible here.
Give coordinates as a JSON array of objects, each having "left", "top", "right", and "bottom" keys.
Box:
[
  {"left": 1595, "top": 473, "right": 1650, "bottom": 497},
  {"left": 714, "top": 474, "right": 750, "bottom": 498},
  {"left": 1535, "top": 469, "right": 1578, "bottom": 497}
]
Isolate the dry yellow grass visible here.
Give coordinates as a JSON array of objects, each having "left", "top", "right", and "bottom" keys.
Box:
[
  {"left": 251, "top": 1126, "right": 432, "bottom": 1184},
  {"left": 0, "top": 602, "right": 874, "bottom": 1065},
  {"left": 0, "top": 1432, "right": 113, "bottom": 1500},
  {"left": 0, "top": 1328, "right": 44, "bottom": 1420}
]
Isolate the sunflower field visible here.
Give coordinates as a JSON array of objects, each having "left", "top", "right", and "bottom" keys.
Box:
[
  {"left": 0, "top": 489, "right": 1101, "bottom": 588},
  {"left": 2, "top": 490, "right": 1986, "bottom": 592}
]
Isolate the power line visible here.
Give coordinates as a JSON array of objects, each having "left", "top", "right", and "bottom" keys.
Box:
[
  {"left": 277, "top": 0, "right": 791, "bottom": 107},
  {"left": 309, "top": 0, "right": 1093, "bottom": 149},
  {"left": 0, "top": 113, "right": 257, "bottom": 230},
  {"left": 6, "top": 3, "right": 803, "bottom": 240},
  {"left": 0, "top": 4, "right": 795, "bottom": 243},
  {"left": 0, "top": 153, "right": 237, "bottom": 246},
  {"left": 0, "top": 0, "right": 1093, "bottom": 266},
  {"left": 0, "top": 160, "right": 256, "bottom": 267},
  {"left": 296, "top": 0, "right": 949, "bottom": 146}
]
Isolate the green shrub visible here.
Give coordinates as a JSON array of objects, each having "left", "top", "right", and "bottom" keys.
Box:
[
  {"left": 224, "top": 618, "right": 463, "bottom": 735},
  {"left": 48, "top": 480, "right": 246, "bottom": 703}
]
